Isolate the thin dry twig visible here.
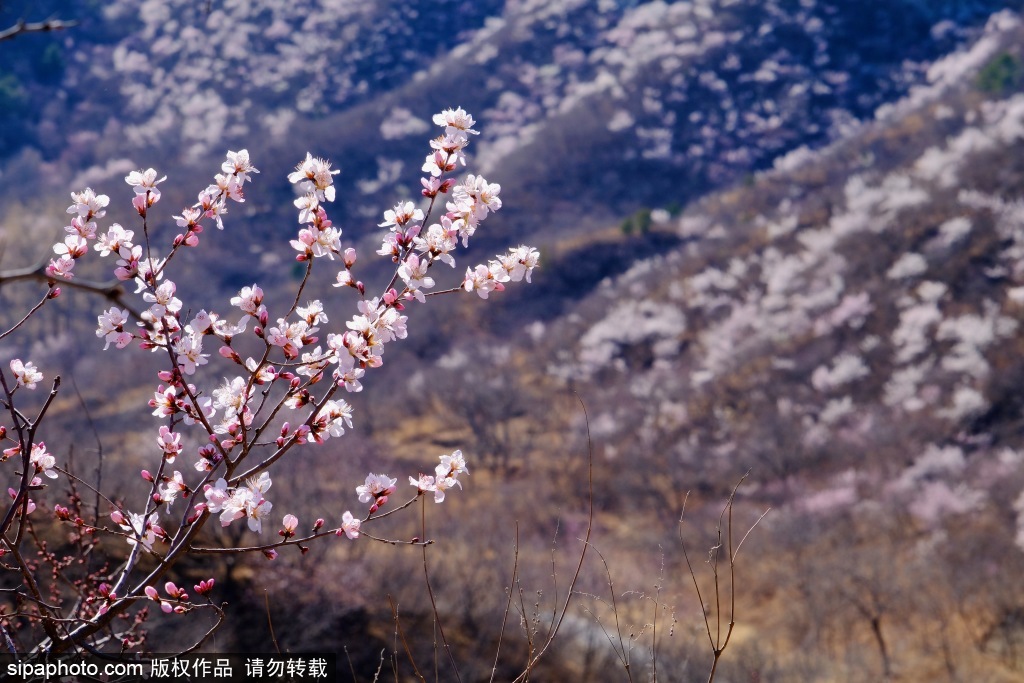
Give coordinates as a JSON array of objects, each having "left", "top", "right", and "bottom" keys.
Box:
[
  {"left": 418, "top": 496, "right": 463, "bottom": 683},
  {"left": 488, "top": 523, "right": 520, "bottom": 683},
  {"left": 678, "top": 477, "right": 769, "bottom": 683},
  {"left": 264, "top": 590, "right": 281, "bottom": 655},
  {"left": 388, "top": 595, "right": 426, "bottom": 683},
  {"left": 510, "top": 392, "right": 595, "bottom": 683}
]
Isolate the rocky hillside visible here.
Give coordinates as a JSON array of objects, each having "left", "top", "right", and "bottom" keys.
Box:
[
  {"left": 1, "top": 0, "right": 1021, "bottom": 236},
  {"left": 466, "top": 10, "right": 1024, "bottom": 677}
]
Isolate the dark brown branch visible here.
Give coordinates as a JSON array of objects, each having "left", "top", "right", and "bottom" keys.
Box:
[{"left": 0, "top": 262, "right": 147, "bottom": 325}]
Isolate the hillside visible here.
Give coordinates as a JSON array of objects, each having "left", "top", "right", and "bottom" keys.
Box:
[
  {"left": 2, "top": 0, "right": 1022, "bottom": 237},
  {"left": 468, "top": 9, "right": 1024, "bottom": 678},
  {"left": 4, "top": 2, "right": 1024, "bottom": 681}
]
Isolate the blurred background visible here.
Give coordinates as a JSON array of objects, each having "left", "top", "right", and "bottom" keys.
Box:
[{"left": 4, "top": 0, "right": 1024, "bottom": 680}]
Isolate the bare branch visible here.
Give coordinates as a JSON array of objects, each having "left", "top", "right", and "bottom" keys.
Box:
[{"left": 0, "top": 18, "right": 78, "bottom": 42}]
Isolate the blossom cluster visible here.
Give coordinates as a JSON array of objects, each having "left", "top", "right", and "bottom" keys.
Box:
[
  {"left": 1, "top": 108, "right": 534, "bottom": 640},
  {"left": 409, "top": 449, "right": 469, "bottom": 503},
  {"left": 202, "top": 473, "right": 273, "bottom": 533},
  {"left": 86, "top": 110, "right": 531, "bottom": 544}
]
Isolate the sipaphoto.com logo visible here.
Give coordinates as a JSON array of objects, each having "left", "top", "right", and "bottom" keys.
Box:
[{"left": 6, "top": 657, "right": 145, "bottom": 680}]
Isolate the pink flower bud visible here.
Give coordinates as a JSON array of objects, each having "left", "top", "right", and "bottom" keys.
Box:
[
  {"left": 313, "top": 518, "right": 324, "bottom": 531},
  {"left": 48, "top": 287, "right": 61, "bottom": 299},
  {"left": 262, "top": 548, "right": 278, "bottom": 560},
  {"left": 132, "top": 195, "right": 148, "bottom": 216},
  {"left": 344, "top": 248, "right": 357, "bottom": 267},
  {"left": 110, "top": 510, "right": 125, "bottom": 525},
  {"left": 141, "top": 470, "right": 154, "bottom": 482},
  {"left": 144, "top": 586, "right": 159, "bottom": 601}
]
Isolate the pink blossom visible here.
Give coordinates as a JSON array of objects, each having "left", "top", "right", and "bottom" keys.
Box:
[
  {"left": 157, "top": 471, "right": 188, "bottom": 510},
  {"left": 94, "top": 223, "right": 134, "bottom": 257},
  {"left": 156, "top": 426, "right": 182, "bottom": 462},
  {"left": 10, "top": 359, "right": 43, "bottom": 390},
  {"left": 452, "top": 174, "right": 502, "bottom": 223},
  {"left": 67, "top": 188, "right": 109, "bottom": 219},
  {"left": 288, "top": 153, "right": 340, "bottom": 202},
  {"left": 53, "top": 235, "right": 88, "bottom": 259},
  {"left": 45, "top": 256, "right": 76, "bottom": 279},
  {"left": 433, "top": 107, "right": 479, "bottom": 136},
  {"left": 356, "top": 473, "right": 397, "bottom": 506},
  {"left": 281, "top": 514, "right": 299, "bottom": 537},
  {"left": 124, "top": 168, "right": 167, "bottom": 205},
  {"left": 116, "top": 511, "right": 160, "bottom": 550},
  {"left": 397, "top": 253, "right": 434, "bottom": 302},
  {"left": 222, "top": 150, "right": 259, "bottom": 184},
  {"left": 8, "top": 488, "right": 36, "bottom": 515},
  {"left": 173, "top": 333, "right": 209, "bottom": 375},
  {"left": 143, "top": 280, "right": 182, "bottom": 319},
  {"left": 379, "top": 201, "right": 424, "bottom": 229},
  {"left": 114, "top": 244, "right": 142, "bottom": 281},
  {"left": 338, "top": 511, "right": 361, "bottom": 539},
  {"left": 463, "top": 263, "right": 505, "bottom": 299}
]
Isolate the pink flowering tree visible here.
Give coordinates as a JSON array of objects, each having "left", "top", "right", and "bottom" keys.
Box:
[{"left": 0, "top": 108, "right": 538, "bottom": 656}]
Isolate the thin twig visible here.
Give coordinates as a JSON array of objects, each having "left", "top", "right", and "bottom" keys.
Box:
[
  {"left": 264, "top": 591, "right": 281, "bottom": 654},
  {"left": 419, "top": 497, "right": 462, "bottom": 683},
  {"left": 387, "top": 595, "right": 426, "bottom": 682},
  {"left": 511, "top": 392, "right": 594, "bottom": 682},
  {"left": 488, "top": 523, "right": 520, "bottom": 683},
  {"left": 0, "top": 18, "right": 78, "bottom": 42}
]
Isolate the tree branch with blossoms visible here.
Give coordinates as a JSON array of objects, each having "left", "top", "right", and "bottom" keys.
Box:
[{"left": 0, "top": 108, "right": 540, "bottom": 660}]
